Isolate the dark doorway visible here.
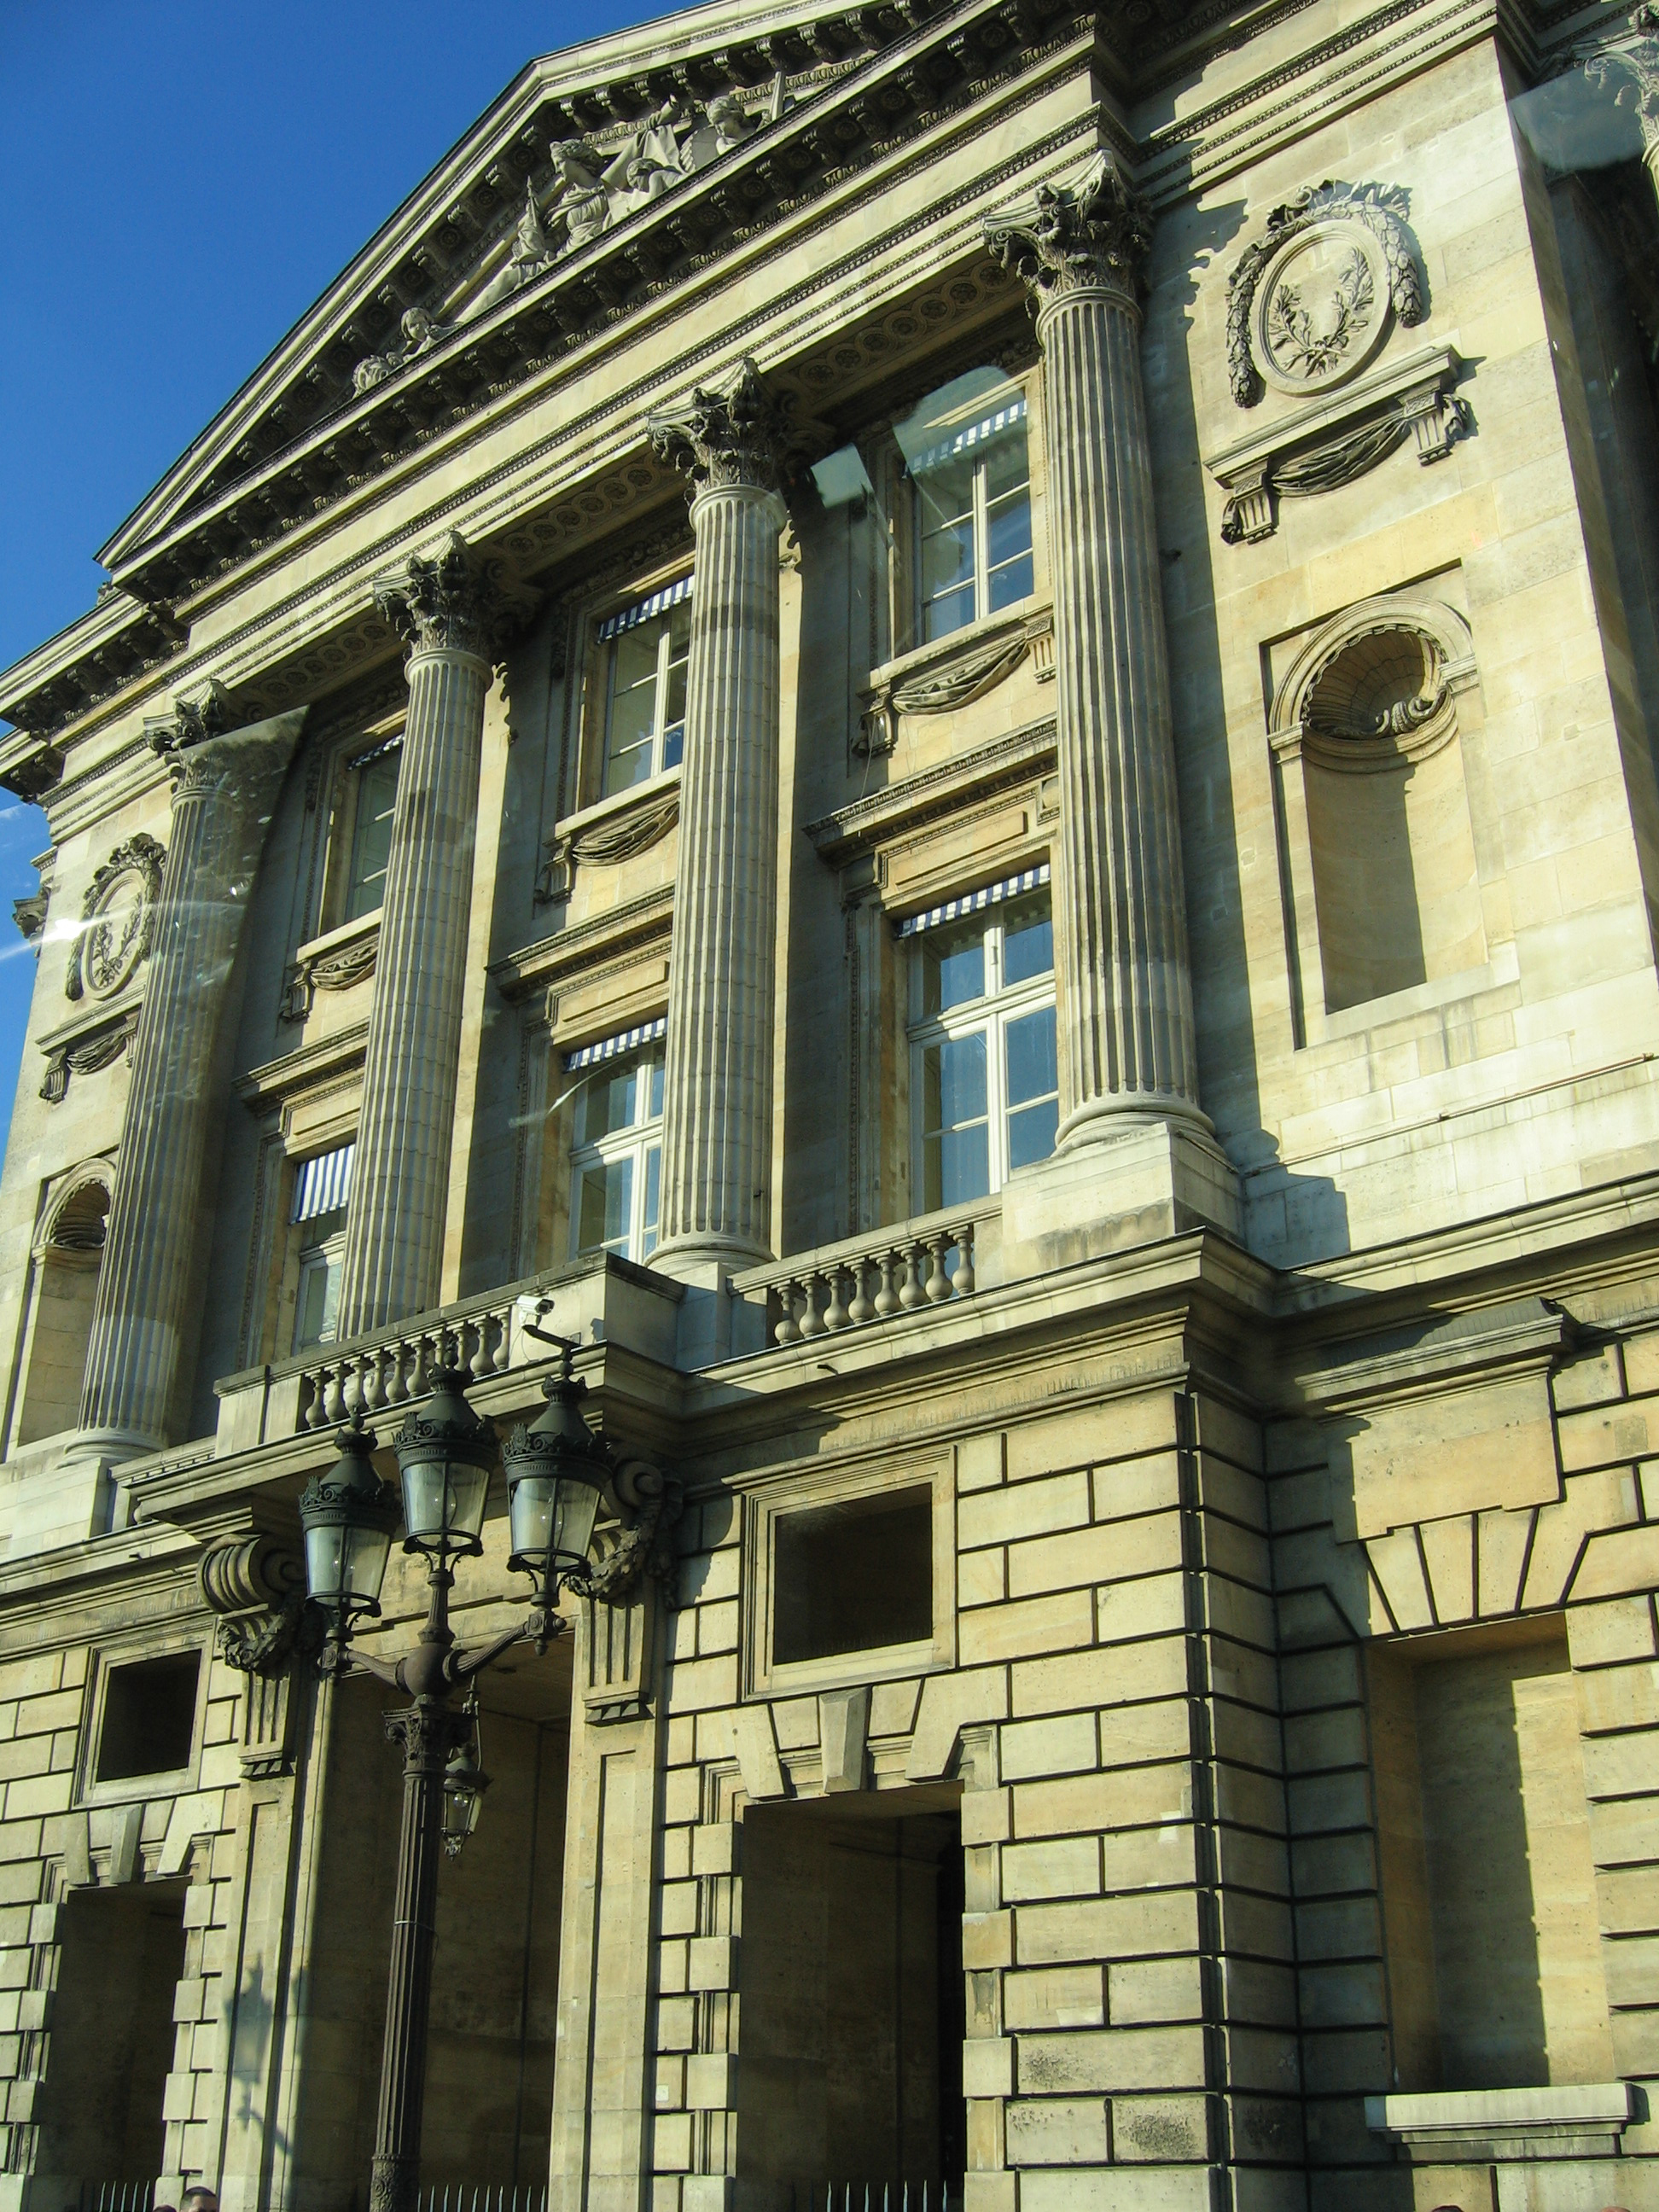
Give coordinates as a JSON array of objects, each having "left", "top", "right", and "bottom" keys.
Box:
[
  {"left": 35, "top": 1881, "right": 189, "bottom": 2201},
  {"left": 736, "top": 1792, "right": 963, "bottom": 2210}
]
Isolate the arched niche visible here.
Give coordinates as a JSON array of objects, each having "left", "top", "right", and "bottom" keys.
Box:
[
  {"left": 1270, "top": 595, "right": 1487, "bottom": 1027},
  {"left": 11, "top": 1167, "right": 113, "bottom": 1450}
]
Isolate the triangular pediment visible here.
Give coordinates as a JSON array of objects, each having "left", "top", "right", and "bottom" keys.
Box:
[{"left": 97, "top": 0, "right": 1086, "bottom": 608}]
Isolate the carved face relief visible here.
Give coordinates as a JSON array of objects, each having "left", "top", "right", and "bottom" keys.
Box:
[
  {"left": 65, "top": 835, "right": 165, "bottom": 1004},
  {"left": 1252, "top": 223, "right": 1390, "bottom": 398}
]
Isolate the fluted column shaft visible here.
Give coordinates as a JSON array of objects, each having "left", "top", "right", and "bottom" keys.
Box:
[
  {"left": 649, "top": 361, "right": 789, "bottom": 1269},
  {"left": 1040, "top": 282, "right": 1200, "bottom": 1134},
  {"left": 79, "top": 710, "right": 306, "bottom": 1454},
  {"left": 335, "top": 532, "right": 532, "bottom": 1338},
  {"left": 335, "top": 647, "right": 489, "bottom": 1336},
  {"left": 987, "top": 155, "right": 1203, "bottom": 1149}
]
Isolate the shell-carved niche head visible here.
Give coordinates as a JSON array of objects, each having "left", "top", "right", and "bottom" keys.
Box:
[
  {"left": 65, "top": 833, "right": 166, "bottom": 1004},
  {"left": 1271, "top": 594, "right": 1477, "bottom": 768}
]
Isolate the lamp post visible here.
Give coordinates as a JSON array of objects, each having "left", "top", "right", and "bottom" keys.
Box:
[{"left": 296, "top": 1346, "right": 612, "bottom": 2212}]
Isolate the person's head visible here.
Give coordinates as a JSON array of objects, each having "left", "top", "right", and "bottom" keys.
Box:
[{"left": 181, "top": 2187, "right": 218, "bottom": 2212}]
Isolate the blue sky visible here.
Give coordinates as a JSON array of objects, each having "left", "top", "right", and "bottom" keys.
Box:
[{"left": 0, "top": 0, "right": 661, "bottom": 1151}]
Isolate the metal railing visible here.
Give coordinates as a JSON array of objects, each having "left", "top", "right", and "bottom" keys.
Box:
[
  {"left": 811, "top": 2187, "right": 950, "bottom": 2212},
  {"left": 731, "top": 1201, "right": 998, "bottom": 1349},
  {"left": 416, "top": 2186, "right": 547, "bottom": 2212},
  {"left": 77, "top": 2184, "right": 154, "bottom": 2212}
]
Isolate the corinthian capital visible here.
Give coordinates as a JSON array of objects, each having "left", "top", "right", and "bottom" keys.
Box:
[
  {"left": 373, "top": 529, "right": 538, "bottom": 661},
  {"left": 649, "top": 358, "right": 791, "bottom": 497},
  {"left": 984, "top": 153, "right": 1153, "bottom": 305}
]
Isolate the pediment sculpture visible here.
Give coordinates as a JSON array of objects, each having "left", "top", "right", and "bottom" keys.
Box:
[{"left": 352, "top": 90, "right": 771, "bottom": 396}]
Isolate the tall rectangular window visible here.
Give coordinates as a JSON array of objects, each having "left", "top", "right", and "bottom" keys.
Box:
[
  {"left": 897, "top": 370, "right": 1033, "bottom": 645},
  {"left": 908, "top": 882, "right": 1057, "bottom": 1210},
  {"left": 601, "top": 589, "right": 691, "bottom": 798},
  {"left": 569, "top": 1043, "right": 665, "bottom": 1262},
  {"left": 290, "top": 1142, "right": 353, "bottom": 1352},
  {"left": 341, "top": 740, "right": 402, "bottom": 923}
]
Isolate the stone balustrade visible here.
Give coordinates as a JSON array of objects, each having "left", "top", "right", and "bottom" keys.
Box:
[
  {"left": 296, "top": 1295, "right": 521, "bottom": 1430},
  {"left": 733, "top": 1208, "right": 994, "bottom": 1348}
]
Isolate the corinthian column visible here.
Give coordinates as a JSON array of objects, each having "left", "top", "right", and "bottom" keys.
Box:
[
  {"left": 647, "top": 360, "right": 789, "bottom": 1272},
  {"left": 335, "top": 532, "right": 534, "bottom": 1337},
  {"left": 78, "top": 704, "right": 307, "bottom": 1464},
  {"left": 986, "top": 156, "right": 1204, "bottom": 1148}
]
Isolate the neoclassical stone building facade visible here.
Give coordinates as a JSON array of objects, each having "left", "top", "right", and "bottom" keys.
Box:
[{"left": 3, "top": 1, "right": 1659, "bottom": 2205}]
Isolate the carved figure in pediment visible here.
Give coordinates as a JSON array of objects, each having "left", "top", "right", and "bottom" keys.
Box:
[
  {"left": 352, "top": 305, "right": 447, "bottom": 396},
  {"left": 468, "top": 183, "right": 558, "bottom": 318},
  {"left": 550, "top": 141, "right": 611, "bottom": 252}
]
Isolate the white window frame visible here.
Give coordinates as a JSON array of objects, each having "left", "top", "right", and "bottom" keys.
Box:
[
  {"left": 294, "top": 1228, "right": 346, "bottom": 1352},
  {"left": 907, "top": 383, "right": 1034, "bottom": 644},
  {"left": 599, "top": 593, "right": 692, "bottom": 799},
  {"left": 568, "top": 1045, "right": 665, "bottom": 1263},
  {"left": 907, "top": 891, "right": 1057, "bottom": 1208}
]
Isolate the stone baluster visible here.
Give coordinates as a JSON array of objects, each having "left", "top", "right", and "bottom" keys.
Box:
[
  {"left": 335, "top": 532, "right": 535, "bottom": 1338},
  {"left": 647, "top": 361, "right": 789, "bottom": 1276},
  {"left": 75, "top": 704, "right": 308, "bottom": 1470},
  {"left": 986, "top": 156, "right": 1205, "bottom": 1146}
]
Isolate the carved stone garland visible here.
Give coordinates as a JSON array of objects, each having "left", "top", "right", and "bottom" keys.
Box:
[
  {"left": 64, "top": 835, "right": 166, "bottom": 1004},
  {"left": 1225, "top": 181, "right": 1426, "bottom": 409}
]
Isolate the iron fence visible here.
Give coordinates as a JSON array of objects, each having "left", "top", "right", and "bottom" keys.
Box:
[{"left": 416, "top": 2185, "right": 548, "bottom": 2212}]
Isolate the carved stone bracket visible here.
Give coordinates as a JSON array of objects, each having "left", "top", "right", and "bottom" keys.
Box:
[
  {"left": 590, "top": 1454, "right": 685, "bottom": 1610},
  {"left": 535, "top": 786, "right": 681, "bottom": 905},
  {"left": 38, "top": 1002, "right": 140, "bottom": 1105},
  {"left": 13, "top": 892, "right": 47, "bottom": 945},
  {"left": 200, "top": 1533, "right": 323, "bottom": 1684},
  {"left": 280, "top": 917, "right": 381, "bottom": 1022},
  {"left": 859, "top": 608, "right": 1055, "bottom": 757},
  {"left": 1205, "top": 342, "right": 1467, "bottom": 545}
]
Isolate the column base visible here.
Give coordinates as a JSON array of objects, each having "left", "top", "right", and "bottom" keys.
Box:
[
  {"left": 648, "top": 1246, "right": 771, "bottom": 1368},
  {"left": 1001, "top": 1109, "right": 1241, "bottom": 1277}
]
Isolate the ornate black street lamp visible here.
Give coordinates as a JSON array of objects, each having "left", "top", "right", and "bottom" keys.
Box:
[{"left": 296, "top": 1345, "right": 612, "bottom": 2212}]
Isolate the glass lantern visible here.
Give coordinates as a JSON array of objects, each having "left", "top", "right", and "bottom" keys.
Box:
[
  {"left": 297, "top": 1423, "right": 400, "bottom": 1628},
  {"left": 503, "top": 1348, "right": 612, "bottom": 1597},
  {"left": 441, "top": 1696, "right": 490, "bottom": 1858},
  {"left": 392, "top": 1366, "right": 498, "bottom": 1558}
]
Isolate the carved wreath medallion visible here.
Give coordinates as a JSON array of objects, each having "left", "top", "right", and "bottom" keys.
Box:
[
  {"left": 1228, "top": 183, "right": 1426, "bottom": 408},
  {"left": 65, "top": 834, "right": 165, "bottom": 1004}
]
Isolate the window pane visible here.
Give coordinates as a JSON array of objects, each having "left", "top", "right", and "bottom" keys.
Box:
[
  {"left": 923, "top": 921, "right": 986, "bottom": 1016},
  {"left": 294, "top": 1250, "right": 341, "bottom": 1351},
  {"left": 578, "top": 1061, "right": 638, "bottom": 1144},
  {"left": 648, "top": 1052, "right": 665, "bottom": 1121},
  {"left": 922, "top": 1033, "right": 990, "bottom": 1208},
  {"left": 1003, "top": 894, "right": 1054, "bottom": 986},
  {"left": 915, "top": 453, "right": 975, "bottom": 537},
  {"left": 344, "top": 751, "right": 400, "bottom": 923},
  {"left": 1005, "top": 1005, "right": 1057, "bottom": 1108},
  {"left": 643, "top": 1145, "right": 661, "bottom": 1257},
  {"left": 984, "top": 426, "right": 1031, "bottom": 504},
  {"left": 923, "top": 1121, "right": 991, "bottom": 1211},
  {"left": 987, "top": 547, "right": 1035, "bottom": 614},
  {"left": 1008, "top": 1097, "right": 1059, "bottom": 1173},
  {"left": 1005, "top": 1005, "right": 1058, "bottom": 1174},
  {"left": 604, "top": 623, "right": 665, "bottom": 796},
  {"left": 575, "top": 1157, "right": 632, "bottom": 1256},
  {"left": 923, "top": 579, "right": 977, "bottom": 643}
]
